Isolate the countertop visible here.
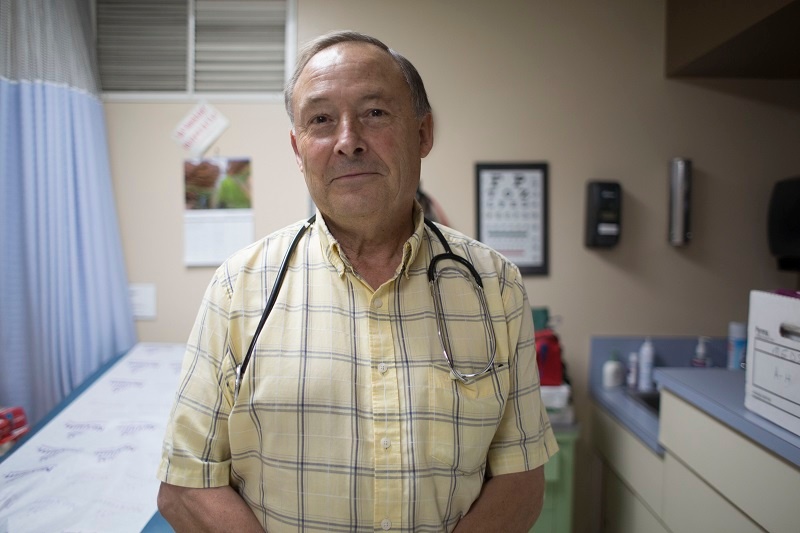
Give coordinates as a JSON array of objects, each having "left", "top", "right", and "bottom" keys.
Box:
[
  {"left": 589, "top": 336, "right": 800, "bottom": 468},
  {"left": 654, "top": 367, "right": 800, "bottom": 468},
  {"left": 591, "top": 376, "right": 663, "bottom": 453}
]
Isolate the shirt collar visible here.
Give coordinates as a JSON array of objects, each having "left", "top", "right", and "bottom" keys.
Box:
[{"left": 315, "top": 201, "right": 427, "bottom": 281}]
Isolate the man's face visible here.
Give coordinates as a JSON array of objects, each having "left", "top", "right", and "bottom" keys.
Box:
[{"left": 290, "top": 42, "right": 433, "bottom": 226}]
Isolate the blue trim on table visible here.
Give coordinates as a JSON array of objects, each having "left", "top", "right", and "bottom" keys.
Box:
[
  {"left": 142, "top": 511, "right": 173, "bottom": 532},
  {"left": 0, "top": 344, "right": 133, "bottom": 465}
]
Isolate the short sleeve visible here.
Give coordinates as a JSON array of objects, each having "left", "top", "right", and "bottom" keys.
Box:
[
  {"left": 157, "top": 269, "right": 237, "bottom": 488},
  {"left": 485, "top": 265, "right": 559, "bottom": 476}
]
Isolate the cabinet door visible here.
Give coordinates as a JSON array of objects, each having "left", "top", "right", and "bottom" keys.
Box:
[
  {"left": 662, "top": 453, "right": 762, "bottom": 533},
  {"left": 532, "top": 427, "right": 577, "bottom": 533},
  {"left": 592, "top": 405, "right": 664, "bottom": 515},
  {"left": 660, "top": 390, "right": 800, "bottom": 532},
  {"left": 602, "top": 466, "right": 671, "bottom": 533}
]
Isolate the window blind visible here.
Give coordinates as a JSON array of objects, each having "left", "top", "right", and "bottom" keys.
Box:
[
  {"left": 96, "top": 0, "right": 188, "bottom": 92},
  {"left": 195, "top": 0, "right": 286, "bottom": 92},
  {"left": 95, "top": 0, "right": 288, "bottom": 95}
]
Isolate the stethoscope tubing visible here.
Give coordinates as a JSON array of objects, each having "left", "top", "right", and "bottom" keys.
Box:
[{"left": 234, "top": 215, "right": 315, "bottom": 401}]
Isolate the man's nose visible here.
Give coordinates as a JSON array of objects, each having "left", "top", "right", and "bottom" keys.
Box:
[{"left": 334, "top": 117, "right": 366, "bottom": 157}]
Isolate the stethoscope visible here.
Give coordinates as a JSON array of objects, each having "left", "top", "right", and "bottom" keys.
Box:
[{"left": 233, "top": 215, "right": 497, "bottom": 402}]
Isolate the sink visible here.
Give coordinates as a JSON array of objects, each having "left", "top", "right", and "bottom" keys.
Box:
[{"left": 625, "top": 389, "right": 661, "bottom": 414}]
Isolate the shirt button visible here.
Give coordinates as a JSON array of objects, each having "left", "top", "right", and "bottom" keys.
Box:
[
  {"left": 381, "top": 437, "right": 391, "bottom": 449},
  {"left": 381, "top": 518, "right": 392, "bottom": 530},
  {"left": 378, "top": 363, "right": 388, "bottom": 374},
  {"left": 374, "top": 297, "right": 384, "bottom": 308}
]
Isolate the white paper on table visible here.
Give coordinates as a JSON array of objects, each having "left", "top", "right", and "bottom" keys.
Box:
[{"left": 0, "top": 343, "right": 185, "bottom": 533}]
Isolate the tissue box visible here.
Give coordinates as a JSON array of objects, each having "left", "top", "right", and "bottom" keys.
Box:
[
  {"left": 744, "top": 290, "right": 800, "bottom": 436},
  {"left": 541, "top": 384, "right": 571, "bottom": 410},
  {"left": 541, "top": 384, "right": 574, "bottom": 425}
]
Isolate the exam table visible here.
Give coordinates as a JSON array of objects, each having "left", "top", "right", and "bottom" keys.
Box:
[{"left": 0, "top": 343, "right": 184, "bottom": 532}]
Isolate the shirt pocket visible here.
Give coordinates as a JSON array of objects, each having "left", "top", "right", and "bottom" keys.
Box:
[{"left": 428, "top": 363, "right": 509, "bottom": 475}]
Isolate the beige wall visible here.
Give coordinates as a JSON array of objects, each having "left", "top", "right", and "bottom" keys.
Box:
[{"left": 105, "top": 1, "right": 800, "bottom": 531}]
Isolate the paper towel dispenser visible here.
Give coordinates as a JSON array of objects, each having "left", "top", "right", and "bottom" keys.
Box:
[{"left": 768, "top": 176, "right": 800, "bottom": 271}]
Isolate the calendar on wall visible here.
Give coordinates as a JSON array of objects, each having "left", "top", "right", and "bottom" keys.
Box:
[{"left": 476, "top": 162, "right": 549, "bottom": 276}]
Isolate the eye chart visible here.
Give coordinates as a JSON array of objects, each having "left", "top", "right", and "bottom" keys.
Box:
[{"left": 476, "top": 163, "right": 549, "bottom": 275}]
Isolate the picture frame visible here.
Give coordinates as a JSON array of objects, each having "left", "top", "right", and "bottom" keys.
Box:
[{"left": 476, "top": 162, "right": 549, "bottom": 276}]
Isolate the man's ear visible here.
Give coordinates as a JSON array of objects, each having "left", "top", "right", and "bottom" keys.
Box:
[
  {"left": 419, "top": 113, "right": 434, "bottom": 159},
  {"left": 290, "top": 129, "right": 304, "bottom": 171}
]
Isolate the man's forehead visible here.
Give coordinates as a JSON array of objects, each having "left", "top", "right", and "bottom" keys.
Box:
[
  {"left": 298, "top": 41, "right": 403, "bottom": 85},
  {"left": 293, "top": 42, "right": 409, "bottom": 107},
  {"left": 308, "top": 41, "right": 389, "bottom": 67}
]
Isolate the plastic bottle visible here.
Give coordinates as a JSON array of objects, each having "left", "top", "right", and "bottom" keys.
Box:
[
  {"left": 627, "top": 351, "right": 638, "bottom": 389},
  {"left": 727, "top": 322, "right": 747, "bottom": 370},
  {"left": 603, "top": 351, "right": 625, "bottom": 388},
  {"left": 637, "top": 338, "right": 655, "bottom": 392},
  {"left": 691, "top": 336, "right": 711, "bottom": 367}
]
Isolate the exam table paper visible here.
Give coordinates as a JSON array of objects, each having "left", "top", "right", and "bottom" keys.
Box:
[{"left": 0, "top": 343, "right": 185, "bottom": 533}]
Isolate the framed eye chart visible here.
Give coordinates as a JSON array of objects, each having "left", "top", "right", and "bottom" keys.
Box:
[{"left": 476, "top": 162, "right": 549, "bottom": 276}]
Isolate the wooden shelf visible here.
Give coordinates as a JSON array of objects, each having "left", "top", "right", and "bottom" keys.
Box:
[{"left": 666, "top": 0, "right": 800, "bottom": 78}]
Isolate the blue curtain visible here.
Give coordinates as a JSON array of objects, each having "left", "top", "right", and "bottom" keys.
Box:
[{"left": 0, "top": 0, "right": 136, "bottom": 424}]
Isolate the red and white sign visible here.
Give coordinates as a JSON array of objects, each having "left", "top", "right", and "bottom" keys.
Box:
[{"left": 171, "top": 101, "right": 229, "bottom": 157}]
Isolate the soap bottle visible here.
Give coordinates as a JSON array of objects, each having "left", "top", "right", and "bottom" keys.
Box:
[
  {"left": 727, "top": 322, "right": 747, "bottom": 370},
  {"left": 691, "top": 336, "right": 711, "bottom": 367},
  {"left": 603, "top": 351, "right": 625, "bottom": 388},
  {"left": 626, "top": 351, "right": 638, "bottom": 389},
  {"left": 637, "top": 337, "right": 655, "bottom": 392}
]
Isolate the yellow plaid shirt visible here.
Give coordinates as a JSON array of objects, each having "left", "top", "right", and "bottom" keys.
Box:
[{"left": 158, "top": 205, "right": 557, "bottom": 532}]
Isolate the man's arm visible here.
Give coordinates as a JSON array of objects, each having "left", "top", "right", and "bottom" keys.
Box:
[
  {"left": 157, "top": 482, "right": 265, "bottom": 533},
  {"left": 453, "top": 467, "right": 545, "bottom": 533}
]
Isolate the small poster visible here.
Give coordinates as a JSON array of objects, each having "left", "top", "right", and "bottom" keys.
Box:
[{"left": 183, "top": 157, "right": 254, "bottom": 267}]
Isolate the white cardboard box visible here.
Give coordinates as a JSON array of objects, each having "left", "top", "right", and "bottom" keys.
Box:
[{"left": 745, "top": 290, "right": 800, "bottom": 437}]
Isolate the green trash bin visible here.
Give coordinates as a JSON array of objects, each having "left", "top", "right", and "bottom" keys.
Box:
[{"left": 532, "top": 307, "right": 550, "bottom": 331}]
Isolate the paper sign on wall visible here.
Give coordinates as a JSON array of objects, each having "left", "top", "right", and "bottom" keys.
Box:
[{"left": 172, "top": 102, "right": 229, "bottom": 158}]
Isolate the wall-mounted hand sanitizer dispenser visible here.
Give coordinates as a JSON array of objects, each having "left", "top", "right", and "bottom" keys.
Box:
[{"left": 585, "top": 181, "right": 621, "bottom": 248}]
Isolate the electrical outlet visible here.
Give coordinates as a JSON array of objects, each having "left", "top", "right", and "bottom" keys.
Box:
[{"left": 129, "top": 283, "right": 157, "bottom": 320}]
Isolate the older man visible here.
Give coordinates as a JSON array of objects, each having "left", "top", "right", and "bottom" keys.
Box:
[{"left": 157, "top": 31, "right": 557, "bottom": 532}]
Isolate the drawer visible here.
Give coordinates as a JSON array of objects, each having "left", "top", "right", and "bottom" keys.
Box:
[
  {"left": 662, "top": 453, "right": 761, "bottom": 533},
  {"left": 592, "top": 404, "right": 663, "bottom": 516},
  {"left": 659, "top": 390, "right": 800, "bottom": 533}
]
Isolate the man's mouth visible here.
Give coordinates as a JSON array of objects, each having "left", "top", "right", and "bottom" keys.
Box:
[{"left": 332, "top": 170, "right": 380, "bottom": 181}]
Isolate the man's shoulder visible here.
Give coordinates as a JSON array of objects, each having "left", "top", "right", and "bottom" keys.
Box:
[
  {"left": 430, "top": 223, "right": 475, "bottom": 247},
  {"left": 432, "top": 223, "right": 512, "bottom": 265}
]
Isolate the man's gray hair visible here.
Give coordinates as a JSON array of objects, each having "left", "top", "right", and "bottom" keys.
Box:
[{"left": 284, "top": 30, "right": 432, "bottom": 126}]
